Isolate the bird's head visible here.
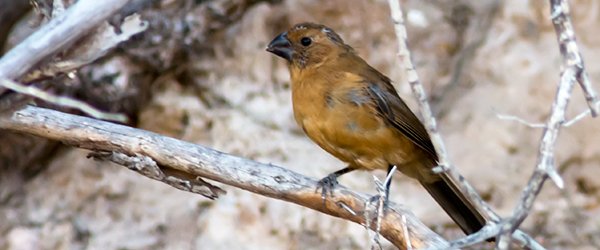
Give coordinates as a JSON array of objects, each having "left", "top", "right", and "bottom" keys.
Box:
[{"left": 266, "top": 23, "right": 353, "bottom": 69}]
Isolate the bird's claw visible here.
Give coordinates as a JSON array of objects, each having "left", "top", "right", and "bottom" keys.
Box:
[
  {"left": 316, "top": 174, "right": 339, "bottom": 202},
  {"left": 367, "top": 194, "right": 389, "bottom": 208}
]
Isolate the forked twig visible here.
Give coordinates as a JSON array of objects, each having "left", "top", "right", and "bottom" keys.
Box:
[
  {"left": 497, "top": 1, "right": 598, "bottom": 247},
  {"left": 387, "top": 0, "right": 544, "bottom": 248}
]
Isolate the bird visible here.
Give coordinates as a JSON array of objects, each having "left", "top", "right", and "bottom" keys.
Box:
[{"left": 266, "top": 22, "right": 487, "bottom": 236}]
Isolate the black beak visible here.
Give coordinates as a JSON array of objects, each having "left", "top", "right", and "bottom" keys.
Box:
[{"left": 266, "top": 32, "right": 293, "bottom": 62}]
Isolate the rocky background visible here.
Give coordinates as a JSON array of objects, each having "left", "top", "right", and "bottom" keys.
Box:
[{"left": 1, "top": 0, "right": 599, "bottom": 249}]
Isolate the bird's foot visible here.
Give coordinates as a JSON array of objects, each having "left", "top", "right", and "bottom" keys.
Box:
[
  {"left": 316, "top": 173, "right": 339, "bottom": 202},
  {"left": 367, "top": 167, "right": 395, "bottom": 212},
  {"left": 367, "top": 194, "right": 390, "bottom": 209},
  {"left": 366, "top": 194, "right": 391, "bottom": 219}
]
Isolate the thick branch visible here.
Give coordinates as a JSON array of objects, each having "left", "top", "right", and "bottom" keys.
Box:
[
  {"left": 88, "top": 151, "right": 226, "bottom": 199},
  {"left": 0, "top": 106, "right": 449, "bottom": 249},
  {"left": 0, "top": 0, "right": 131, "bottom": 92},
  {"left": 0, "top": 1, "right": 147, "bottom": 119},
  {"left": 22, "top": 13, "right": 148, "bottom": 83}
]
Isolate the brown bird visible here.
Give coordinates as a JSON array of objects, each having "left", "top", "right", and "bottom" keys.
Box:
[{"left": 266, "top": 22, "right": 486, "bottom": 235}]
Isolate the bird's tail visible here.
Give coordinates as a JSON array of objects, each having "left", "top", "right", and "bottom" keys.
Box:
[{"left": 420, "top": 172, "right": 487, "bottom": 236}]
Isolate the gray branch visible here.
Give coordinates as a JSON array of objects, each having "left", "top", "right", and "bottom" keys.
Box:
[
  {"left": 22, "top": 13, "right": 148, "bottom": 83},
  {"left": 386, "top": 0, "right": 544, "bottom": 249},
  {"left": 87, "top": 151, "right": 225, "bottom": 199},
  {"left": 497, "top": 0, "right": 599, "bottom": 247},
  {"left": 0, "top": 106, "right": 449, "bottom": 249},
  {"left": 0, "top": 1, "right": 147, "bottom": 121},
  {"left": 0, "top": 0, "right": 131, "bottom": 93},
  {"left": 548, "top": 1, "right": 598, "bottom": 116},
  {"left": 0, "top": 78, "right": 127, "bottom": 122},
  {"left": 386, "top": 0, "right": 497, "bottom": 221}
]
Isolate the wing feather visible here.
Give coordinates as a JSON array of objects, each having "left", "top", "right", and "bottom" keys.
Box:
[{"left": 364, "top": 72, "right": 438, "bottom": 162}]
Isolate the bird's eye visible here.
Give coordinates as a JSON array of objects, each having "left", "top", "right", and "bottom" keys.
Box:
[{"left": 300, "top": 37, "right": 312, "bottom": 46}]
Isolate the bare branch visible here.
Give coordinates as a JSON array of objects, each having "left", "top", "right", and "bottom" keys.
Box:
[
  {"left": 22, "top": 13, "right": 148, "bottom": 83},
  {"left": 0, "top": 106, "right": 450, "bottom": 249},
  {"left": 52, "top": 0, "right": 67, "bottom": 18},
  {"left": 401, "top": 215, "right": 413, "bottom": 250},
  {"left": 446, "top": 224, "right": 499, "bottom": 249},
  {"left": 88, "top": 151, "right": 226, "bottom": 199},
  {"left": 386, "top": 0, "right": 544, "bottom": 249},
  {"left": 497, "top": 67, "right": 574, "bottom": 248},
  {"left": 388, "top": 0, "right": 492, "bottom": 229},
  {"left": 497, "top": 0, "right": 599, "bottom": 247},
  {"left": 0, "top": 0, "right": 131, "bottom": 92},
  {"left": 576, "top": 72, "right": 598, "bottom": 117},
  {"left": 546, "top": 1, "right": 598, "bottom": 116},
  {"left": 496, "top": 113, "right": 546, "bottom": 128},
  {"left": 564, "top": 107, "right": 596, "bottom": 127},
  {"left": 0, "top": 78, "right": 127, "bottom": 122},
  {"left": 387, "top": 0, "right": 496, "bottom": 220},
  {"left": 367, "top": 166, "right": 397, "bottom": 249}
]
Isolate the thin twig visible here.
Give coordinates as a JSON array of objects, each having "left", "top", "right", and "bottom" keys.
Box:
[
  {"left": 373, "top": 178, "right": 385, "bottom": 249},
  {"left": 497, "top": 0, "right": 599, "bottom": 247},
  {"left": 402, "top": 214, "right": 413, "bottom": 250},
  {"left": 496, "top": 103, "right": 598, "bottom": 129},
  {"left": 368, "top": 165, "right": 397, "bottom": 249},
  {"left": 386, "top": 0, "right": 496, "bottom": 220},
  {"left": 388, "top": 0, "right": 494, "bottom": 229},
  {"left": 497, "top": 67, "right": 574, "bottom": 248},
  {"left": 563, "top": 104, "right": 598, "bottom": 127},
  {"left": 496, "top": 113, "right": 546, "bottom": 128},
  {"left": 386, "top": 0, "right": 544, "bottom": 249},
  {"left": 545, "top": 1, "right": 598, "bottom": 117},
  {"left": 446, "top": 224, "right": 499, "bottom": 249},
  {"left": 0, "top": 78, "right": 127, "bottom": 122},
  {"left": 576, "top": 73, "right": 599, "bottom": 117}
]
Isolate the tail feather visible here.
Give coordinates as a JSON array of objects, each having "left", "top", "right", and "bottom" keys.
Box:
[{"left": 420, "top": 173, "right": 487, "bottom": 235}]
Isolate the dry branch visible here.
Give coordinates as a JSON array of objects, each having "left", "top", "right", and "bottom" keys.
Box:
[
  {"left": 87, "top": 151, "right": 226, "bottom": 199},
  {"left": 0, "top": 0, "right": 131, "bottom": 94},
  {"left": 0, "top": 1, "right": 147, "bottom": 121},
  {"left": 22, "top": 13, "right": 148, "bottom": 83},
  {"left": 497, "top": 0, "right": 599, "bottom": 247},
  {"left": 0, "top": 78, "right": 127, "bottom": 122},
  {"left": 386, "top": 0, "right": 497, "bottom": 221},
  {"left": 386, "top": 0, "right": 544, "bottom": 249},
  {"left": 496, "top": 113, "right": 546, "bottom": 128},
  {"left": 0, "top": 105, "right": 449, "bottom": 249}
]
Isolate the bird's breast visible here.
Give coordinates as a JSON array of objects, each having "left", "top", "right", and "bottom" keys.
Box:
[{"left": 290, "top": 74, "right": 416, "bottom": 170}]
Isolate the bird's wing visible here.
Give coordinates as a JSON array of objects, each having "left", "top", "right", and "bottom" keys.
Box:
[{"left": 362, "top": 69, "right": 439, "bottom": 162}]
